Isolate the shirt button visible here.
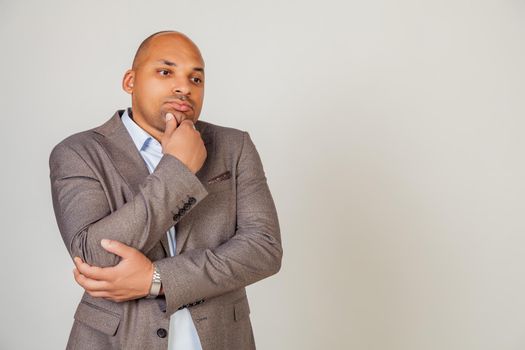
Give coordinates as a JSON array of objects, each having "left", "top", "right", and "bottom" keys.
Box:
[{"left": 157, "top": 328, "right": 167, "bottom": 338}]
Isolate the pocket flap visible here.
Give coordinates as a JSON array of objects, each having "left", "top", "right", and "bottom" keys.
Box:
[
  {"left": 233, "top": 297, "right": 251, "bottom": 322},
  {"left": 74, "top": 301, "right": 121, "bottom": 336}
]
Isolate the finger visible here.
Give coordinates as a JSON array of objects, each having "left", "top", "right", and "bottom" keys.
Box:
[
  {"left": 179, "top": 120, "right": 199, "bottom": 134},
  {"left": 74, "top": 257, "right": 95, "bottom": 275},
  {"left": 163, "top": 113, "right": 177, "bottom": 138},
  {"left": 175, "top": 114, "right": 184, "bottom": 126},
  {"left": 87, "top": 291, "right": 113, "bottom": 299},
  {"left": 179, "top": 119, "right": 195, "bottom": 129},
  {"left": 101, "top": 239, "right": 137, "bottom": 260},
  {"left": 75, "top": 256, "right": 113, "bottom": 281},
  {"left": 73, "top": 256, "right": 83, "bottom": 267},
  {"left": 73, "top": 269, "right": 112, "bottom": 292}
]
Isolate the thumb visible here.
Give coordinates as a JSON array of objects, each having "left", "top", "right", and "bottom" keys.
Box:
[
  {"left": 101, "top": 239, "right": 135, "bottom": 259},
  {"left": 163, "top": 113, "right": 177, "bottom": 139}
]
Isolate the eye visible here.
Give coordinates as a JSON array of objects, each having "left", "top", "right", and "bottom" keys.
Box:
[
  {"left": 191, "top": 76, "right": 203, "bottom": 85},
  {"left": 158, "top": 69, "right": 171, "bottom": 76}
]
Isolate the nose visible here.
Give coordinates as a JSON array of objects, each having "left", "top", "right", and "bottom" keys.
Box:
[{"left": 172, "top": 76, "right": 191, "bottom": 96}]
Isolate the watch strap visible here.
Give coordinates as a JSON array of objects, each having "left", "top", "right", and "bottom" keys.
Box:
[{"left": 146, "top": 263, "right": 162, "bottom": 299}]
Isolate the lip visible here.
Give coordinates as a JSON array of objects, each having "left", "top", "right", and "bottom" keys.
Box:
[{"left": 165, "top": 100, "right": 193, "bottom": 112}]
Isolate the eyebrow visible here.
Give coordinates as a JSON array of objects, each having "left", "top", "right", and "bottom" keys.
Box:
[{"left": 157, "top": 59, "right": 204, "bottom": 72}]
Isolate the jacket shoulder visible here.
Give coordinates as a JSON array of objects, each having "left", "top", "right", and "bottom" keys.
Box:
[
  {"left": 49, "top": 125, "right": 103, "bottom": 167},
  {"left": 199, "top": 120, "right": 246, "bottom": 137},
  {"left": 50, "top": 111, "right": 121, "bottom": 161},
  {"left": 198, "top": 120, "right": 248, "bottom": 149}
]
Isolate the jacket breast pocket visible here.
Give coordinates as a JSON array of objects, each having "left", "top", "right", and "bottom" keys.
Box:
[
  {"left": 206, "top": 172, "right": 233, "bottom": 195},
  {"left": 74, "top": 301, "right": 121, "bottom": 336}
]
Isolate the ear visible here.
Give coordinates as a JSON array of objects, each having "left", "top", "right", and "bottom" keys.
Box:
[{"left": 122, "top": 69, "right": 135, "bottom": 94}]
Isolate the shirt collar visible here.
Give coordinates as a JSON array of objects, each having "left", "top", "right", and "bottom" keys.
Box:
[{"left": 121, "top": 108, "right": 154, "bottom": 152}]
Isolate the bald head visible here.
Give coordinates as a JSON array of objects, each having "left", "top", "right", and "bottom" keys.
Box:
[
  {"left": 122, "top": 30, "right": 206, "bottom": 141},
  {"left": 131, "top": 31, "right": 203, "bottom": 70}
]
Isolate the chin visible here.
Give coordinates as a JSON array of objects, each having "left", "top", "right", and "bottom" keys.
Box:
[{"left": 177, "top": 113, "right": 197, "bottom": 124}]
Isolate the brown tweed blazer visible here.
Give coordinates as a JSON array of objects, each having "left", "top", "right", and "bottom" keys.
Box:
[{"left": 49, "top": 110, "right": 282, "bottom": 350}]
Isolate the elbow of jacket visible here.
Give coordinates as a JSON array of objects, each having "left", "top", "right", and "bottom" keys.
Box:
[
  {"left": 265, "top": 242, "right": 283, "bottom": 277},
  {"left": 70, "top": 229, "right": 120, "bottom": 267}
]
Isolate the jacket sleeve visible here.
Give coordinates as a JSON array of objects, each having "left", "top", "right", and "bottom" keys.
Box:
[
  {"left": 155, "top": 132, "right": 283, "bottom": 316},
  {"left": 49, "top": 144, "right": 208, "bottom": 267}
]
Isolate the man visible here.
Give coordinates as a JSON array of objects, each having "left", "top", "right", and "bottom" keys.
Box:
[{"left": 49, "top": 30, "right": 282, "bottom": 350}]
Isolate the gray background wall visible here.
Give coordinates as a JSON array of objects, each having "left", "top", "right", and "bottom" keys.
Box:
[{"left": 1, "top": 0, "right": 524, "bottom": 349}]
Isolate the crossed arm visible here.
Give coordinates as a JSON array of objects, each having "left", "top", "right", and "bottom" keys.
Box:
[
  {"left": 72, "top": 239, "right": 157, "bottom": 302},
  {"left": 51, "top": 132, "right": 282, "bottom": 314}
]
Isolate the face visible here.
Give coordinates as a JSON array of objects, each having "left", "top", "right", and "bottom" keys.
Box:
[{"left": 122, "top": 33, "right": 205, "bottom": 139}]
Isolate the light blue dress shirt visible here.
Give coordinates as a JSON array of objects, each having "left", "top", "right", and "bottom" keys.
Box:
[{"left": 121, "top": 109, "right": 202, "bottom": 350}]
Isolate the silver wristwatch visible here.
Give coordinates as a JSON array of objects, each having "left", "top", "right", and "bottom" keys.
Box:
[{"left": 146, "top": 263, "right": 162, "bottom": 299}]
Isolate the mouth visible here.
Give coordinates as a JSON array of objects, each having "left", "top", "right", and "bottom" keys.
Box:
[{"left": 165, "top": 100, "right": 193, "bottom": 113}]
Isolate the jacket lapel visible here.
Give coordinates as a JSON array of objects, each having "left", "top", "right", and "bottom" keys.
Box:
[
  {"left": 92, "top": 110, "right": 171, "bottom": 255},
  {"left": 92, "top": 110, "right": 150, "bottom": 194}
]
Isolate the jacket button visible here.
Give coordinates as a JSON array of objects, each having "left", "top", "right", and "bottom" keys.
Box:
[{"left": 157, "top": 328, "right": 167, "bottom": 338}]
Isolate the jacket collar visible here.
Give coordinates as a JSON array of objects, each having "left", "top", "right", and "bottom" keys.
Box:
[{"left": 93, "top": 108, "right": 212, "bottom": 140}]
